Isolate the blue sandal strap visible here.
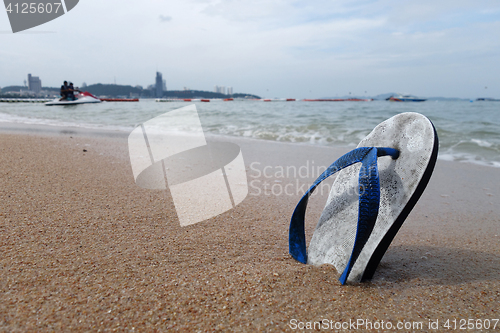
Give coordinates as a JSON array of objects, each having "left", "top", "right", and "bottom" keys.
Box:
[
  {"left": 289, "top": 147, "right": 374, "bottom": 264},
  {"left": 288, "top": 147, "right": 399, "bottom": 282},
  {"left": 339, "top": 148, "right": 381, "bottom": 284}
]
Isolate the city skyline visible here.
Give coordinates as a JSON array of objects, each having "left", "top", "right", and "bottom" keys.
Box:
[
  {"left": 2, "top": 72, "right": 240, "bottom": 97},
  {"left": 1, "top": 0, "right": 499, "bottom": 98}
]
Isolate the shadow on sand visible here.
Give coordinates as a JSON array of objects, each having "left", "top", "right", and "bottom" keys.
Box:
[{"left": 370, "top": 244, "right": 500, "bottom": 286}]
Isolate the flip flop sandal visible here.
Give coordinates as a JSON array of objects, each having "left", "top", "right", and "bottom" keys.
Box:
[{"left": 289, "top": 112, "right": 438, "bottom": 284}]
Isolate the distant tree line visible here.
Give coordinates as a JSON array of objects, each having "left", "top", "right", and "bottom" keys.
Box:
[
  {"left": 83, "top": 84, "right": 143, "bottom": 97},
  {"left": 1, "top": 86, "right": 26, "bottom": 93},
  {"left": 0, "top": 85, "right": 59, "bottom": 98}
]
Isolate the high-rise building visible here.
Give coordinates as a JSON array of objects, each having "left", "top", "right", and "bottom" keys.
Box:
[
  {"left": 155, "top": 72, "right": 163, "bottom": 98},
  {"left": 27, "top": 74, "right": 42, "bottom": 93},
  {"left": 214, "top": 85, "right": 230, "bottom": 94},
  {"left": 163, "top": 79, "right": 167, "bottom": 91}
]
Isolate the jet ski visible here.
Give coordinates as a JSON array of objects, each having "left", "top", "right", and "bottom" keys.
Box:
[{"left": 45, "top": 92, "right": 102, "bottom": 106}]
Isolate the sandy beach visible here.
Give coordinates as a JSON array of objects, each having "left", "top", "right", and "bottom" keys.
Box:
[{"left": 1, "top": 124, "right": 499, "bottom": 332}]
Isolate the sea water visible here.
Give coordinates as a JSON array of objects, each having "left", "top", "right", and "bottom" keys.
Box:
[{"left": 0, "top": 99, "right": 499, "bottom": 168}]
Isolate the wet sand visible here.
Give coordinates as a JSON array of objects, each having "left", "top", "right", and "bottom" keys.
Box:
[{"left": 1, "top": 125, "right": 499, "bottom": 332}]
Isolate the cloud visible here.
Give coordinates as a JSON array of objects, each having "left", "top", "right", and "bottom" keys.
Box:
[{"left": 159, "top": 15, "right": 172, "bottom": 22}]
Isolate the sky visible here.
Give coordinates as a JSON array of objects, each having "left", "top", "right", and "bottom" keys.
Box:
[{"left": 1, "top": 0, "right": 500, "bottom": 99}]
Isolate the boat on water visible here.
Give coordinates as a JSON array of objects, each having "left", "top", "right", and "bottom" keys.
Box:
[
  {"left": 45, "top": 91, "right": 101, "bottom": 106},
  {"left": 386, "top": 94, "right": 426, "bottom": 102},
  {"left": 476, "top": 98, "right": 500, "bottom": 101}
]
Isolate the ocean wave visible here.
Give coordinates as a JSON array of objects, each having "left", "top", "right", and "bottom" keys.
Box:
[
  {"left": 1, "top": 101, "right": 499, "bottom": 168},
  {"left": 471, "top": 138, "right": 493, "bottom": 148},
  {"left": 0, "top": 111, "right": 133, "bottom": 132},
  {"left": 438, "top": 153, "right": 500, "bottom": 168}
]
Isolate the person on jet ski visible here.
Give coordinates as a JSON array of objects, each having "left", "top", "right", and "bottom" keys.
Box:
[
  {"left": 59, "top": 81, "right": 69, "bottom": 101},
  {"left": 67, "top": 83, "right": 81, "bottom": 101}
]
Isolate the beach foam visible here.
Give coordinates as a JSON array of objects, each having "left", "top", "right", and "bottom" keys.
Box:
[{"left": 1, "top": 99, "right": 499, "bottom": 167}]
